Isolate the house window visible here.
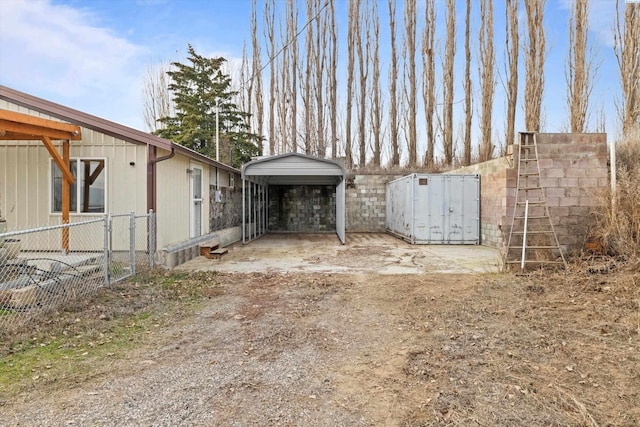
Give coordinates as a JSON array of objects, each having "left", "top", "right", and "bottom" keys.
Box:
[{"left": 52, "top": 159, "right": 106, "bottom": 213}]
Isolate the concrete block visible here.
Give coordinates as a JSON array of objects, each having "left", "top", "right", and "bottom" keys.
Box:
[
  {"left": 559, "top": 178, "right": 579, "bottom": 188},
  {"left": 579, "top": 177, "right": 599, "bottom": 188},
  {"left": 543, "top": 168, "right": 565, "bottom": 178},
  {"left": 559, "top": 197, "right": 579, "bottom": 207},
  {"left": 565, "top": 168, "right": 586, "bottom": 178},
  {"left": 545, "top": 197, "right": 560, "bottom": 207},
  {"left": 540, "top": 178, "right": 559, "bottom": 187}
]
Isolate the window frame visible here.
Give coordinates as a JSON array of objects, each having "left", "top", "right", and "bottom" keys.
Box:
[{"left": 50, "top": 157, "right": 107, "bottom": 216}]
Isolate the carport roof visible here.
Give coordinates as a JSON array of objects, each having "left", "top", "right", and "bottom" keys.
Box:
[{"left": 242, "top": 152, "right": 345, "bottom": 185}]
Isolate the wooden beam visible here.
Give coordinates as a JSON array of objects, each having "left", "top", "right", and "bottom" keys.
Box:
[
  {"left": 86, "top": 160, "right": 105, "bottom": 185},
  {"left": 0, "top": 109, "right": 82, "bottom": 136},
  {"left": 62, "top": 140, "right": 70, "bottom": 253},
  {"left": 41, "top": 136, "right": 74, "bottom": 184},
  {"left": 0, "top": 119, "right": 82, "bottom": 141}
]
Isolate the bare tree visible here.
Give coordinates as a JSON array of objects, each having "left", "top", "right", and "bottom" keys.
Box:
[
  {"left": 567, "top": 0, "right": 596, "bottom": 133},
  {"left": 388, "top": 0, "right": 400, "bottom": 166},
  {"left": 286, "top": 0, "right": 298, "bottom": 153},
  {"left": 265, "top": 0, "right": 276, "bottom": 154},
  {"left": 524, "top": 0, "right": 547, "bottom": 132},
  {"left": 315, "top": 0, "right": 327, "bottom": 157},
  {"left": 303, "top": 0, "right": 315, "bottom": 155},
  {"left": 250, "top": 0, "right": 264, "bottom": 154},
  {"left": 345, "top": 0, "right": 357, "bottom": 166},
  {"left": 443, "top": 0, "right": 456, "bottom": 166},
  {"left": 463, "top": 0, "right": 472, "bottom": 166},
  {"left": 142, "top": 61, "right": 174, "bottom": 132},
  {"left": 240, "top": 43, "right": 251, "bottom": 128},
  {"left": 614, "top": 0, "right": 640, "bottom": 134},
  {"left": 422, "top": 0, "right": 436, "bottom": 167},
  {"left": 277, "top": 17, "right": 289, "bottom": 154},
  {"left": 356, "top": 0, "right": 369, "bottom": 166},
  {"left": 505, "top": 0, "right": 519, "bottom": 147},
  {"left": 371, "top": 0, "right": 382, "bottom": 167},
  {"left": 479, "top": 0, "right": 495, "bottom": 162},
  {"left": 328, "top": 0, "right": 338, "bottom": 159},
  {"left": 403, "top": 0, "right": 417, "bottom": 167}
]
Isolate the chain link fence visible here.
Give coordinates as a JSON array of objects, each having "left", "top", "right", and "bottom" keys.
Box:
[{"left": 0, "top": 211, "right": 155, "bottom": 332}]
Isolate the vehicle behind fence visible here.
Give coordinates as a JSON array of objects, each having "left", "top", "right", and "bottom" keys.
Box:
[{"left": 0, "top": 211, "right": 155, "bottom": 332}]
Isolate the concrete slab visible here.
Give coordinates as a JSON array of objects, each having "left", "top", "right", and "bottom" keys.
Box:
[{"left": 175, "top": 233, "right": 502, "bottom": 274}]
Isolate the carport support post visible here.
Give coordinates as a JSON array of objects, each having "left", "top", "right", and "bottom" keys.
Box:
[{"left": 242, "top": 178, "right": 246, "bottom": 244}]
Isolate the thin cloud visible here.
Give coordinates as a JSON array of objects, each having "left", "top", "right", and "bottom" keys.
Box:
[{"left": 0, "top": 0, "right": 147, "bottom": 127}]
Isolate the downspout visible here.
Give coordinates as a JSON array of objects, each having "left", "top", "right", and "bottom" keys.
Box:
[
  {"left": 147, "top": 145, "right": 176, "bottom": 213},
  {"left": 147, "top": 145, "right": 175, "bottom": 256}
]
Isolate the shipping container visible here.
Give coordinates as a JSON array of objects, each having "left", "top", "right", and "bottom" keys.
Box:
[{"left": 386, "top": 174, "right": 480, "bottom": 244}]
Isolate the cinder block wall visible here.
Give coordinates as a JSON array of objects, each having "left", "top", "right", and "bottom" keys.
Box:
[
  {"left": 268, "top": 185, "right": 336, "bottom": 232},
  {"left": 447, "top": 157, "right": 515, "bottom": 248},
  {"left": 346, "top": 174, "right": 400, "bottom": 232},
  {"left": 451, "top": 133, "right": 608, "bottom": 254},
  {"left": 527, "top": 133, "right": 608, "bottom": 251}
]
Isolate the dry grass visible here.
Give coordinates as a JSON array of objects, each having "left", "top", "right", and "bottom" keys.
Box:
[
  {"left": 592, "top": 127, "right": 640, "bottom": 260},
  {"left": 1, "top": 267, "right": 638, "bottom": 425}
]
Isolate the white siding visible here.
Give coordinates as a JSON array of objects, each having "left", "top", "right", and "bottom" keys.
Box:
[
  {"left": 0, "top": 100, "right": 147, "bottom": 251},
  {"left": 155, "top": 152, "right": 210, "bottom": 249}
]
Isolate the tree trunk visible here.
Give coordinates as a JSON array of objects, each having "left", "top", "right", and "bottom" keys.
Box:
[
  {"left": 388, "top": 0, "right": 399, "bottom": 166},
  {"left": 422, "top": 0, "right": 435, "bottom": 167},
  {"left": 505, "top": 0, "right": 518, "bottom": 147},
  {"left": 479, "top": 0, "right": 495, "bottom": 162},
  {"left": 443, "top": 0, "right": 456, "bottom": 166},
  {"left": 404, "top": 0, "right": 417, "bottom": 167},
  {"left": 463, "top": 0, "right": 472, "bottom": 166},
  {"left": 524, "top": 0, "right": 546, "bottom": 132}
]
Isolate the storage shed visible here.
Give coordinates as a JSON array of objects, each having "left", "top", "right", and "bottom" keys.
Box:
[
  {"left": 386, "top": 174, "right": 480, "bottom": 244},
  {"left": 241, "top": 153, "right": 346, "bottom": 244}
]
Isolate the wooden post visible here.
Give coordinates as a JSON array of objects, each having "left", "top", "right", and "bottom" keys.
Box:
[{"left": 62, "top": 140, "right": 70, "bottom": 253}]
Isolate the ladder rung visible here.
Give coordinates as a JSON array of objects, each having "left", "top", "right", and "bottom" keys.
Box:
[
  {"left": 519, "top": 187, "right": 543, "bottom": 191},
  {"left": 505, "top": 260, "right": 566, "bottom": 265},
  {"left": 519, "top": 172, "right": 539, "bottom": 176},
  {"left": 515, "top": 201, "right": 545, "bottom": 205},
  {"left": 520, "top": 158, "right": 538, "bottom": 162},
  {"left": 514, "top": 216, "right": 550, "bottom": 220},
  {"left": 511, "top": 230, "right": 554, "bottom": 235},
  {"left": 507, "top": 245, "right": 559, "bottom": 250},
  {"left": 520, "top": 144, "right": 537, "bottom": 148}
]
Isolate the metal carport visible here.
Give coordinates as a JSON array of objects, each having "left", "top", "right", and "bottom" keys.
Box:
[{"left": 241, "top": 153, "right": 346, "bottom": 244}]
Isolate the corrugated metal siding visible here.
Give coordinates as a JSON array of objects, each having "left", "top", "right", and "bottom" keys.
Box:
[
  {"left": 386, "top": 174, "right": 480, "bottom": 244},
  {"left": 1, "top": 100, "right": 147, "bottom": 251},
  {"left": 244, "top": 155, "right": 343, "bottom": 177},
  {"left": 155, "top": 154, "right": 210, "bottom": 249}
]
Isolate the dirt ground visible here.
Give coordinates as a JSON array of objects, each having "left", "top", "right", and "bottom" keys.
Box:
[
  {"left": 180, "top": 233, "right": 502, "bottom": 275},
  {"left": 1, "top": 235, "right": 638, "bottom": 426}
]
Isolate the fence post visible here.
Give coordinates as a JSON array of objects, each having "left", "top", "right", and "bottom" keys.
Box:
[
  {"left": 129, "top": 211, "right": 136, "bottom": 275},
  {"left": 149, "top": 209, "right": 156, "bottom": 268},
  {"left": 103, "top": 213, "right": 110, "bottom": 286}
]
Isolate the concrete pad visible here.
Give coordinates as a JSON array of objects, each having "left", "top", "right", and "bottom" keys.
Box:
[{"left": 175, "top": 233, "right": 502, "bottom": 274}]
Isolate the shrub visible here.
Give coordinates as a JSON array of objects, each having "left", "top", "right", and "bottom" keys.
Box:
[{"left": 592, "top": 126, "right": 640, "bottom": 259}]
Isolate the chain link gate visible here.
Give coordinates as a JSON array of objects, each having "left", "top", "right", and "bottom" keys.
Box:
[{"left": 0, "top": 211, "right": 155, "bottom": 331}]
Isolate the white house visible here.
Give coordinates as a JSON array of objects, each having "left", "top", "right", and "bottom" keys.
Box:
[{"left": 0, "top": 85, "right": 241, "bottom": 267}]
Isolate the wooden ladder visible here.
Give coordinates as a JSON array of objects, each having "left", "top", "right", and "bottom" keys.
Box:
[{"left": 503, "top": 132, "right": 567, "bottom": 271}]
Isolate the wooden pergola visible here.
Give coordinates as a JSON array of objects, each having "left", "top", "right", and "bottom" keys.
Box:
[{"left": 0, "top": 109, "right": 82, "bottom": 252}]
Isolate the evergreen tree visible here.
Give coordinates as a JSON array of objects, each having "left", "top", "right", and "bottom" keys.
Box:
[{"left": 155, "top": 44, "right": 261, "bottom": 168}]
